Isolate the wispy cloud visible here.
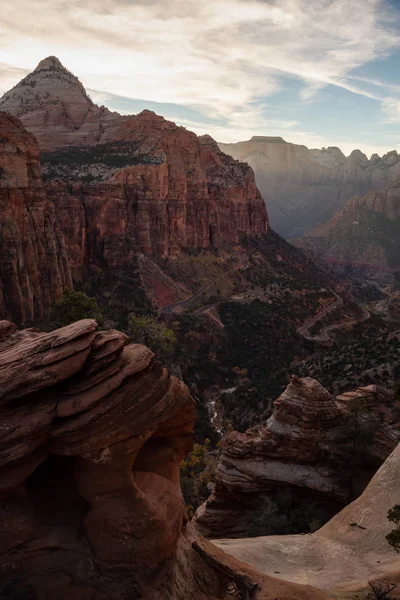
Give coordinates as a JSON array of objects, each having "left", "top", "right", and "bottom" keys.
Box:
[{"left": 1, "top": 0, "right": 400, "bottom": 148}]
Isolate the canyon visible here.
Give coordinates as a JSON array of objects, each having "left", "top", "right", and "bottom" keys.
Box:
[
  {"left": 0, "top": 318, "right": 334, "bottom": 600},
  {"left": 0, "top": 55, "right": 399, "bottom": 600},
  {"left": 220, "top": 136, "right": 400, "bottom": 238},
  {"left": 0, "top": 319, "right": 398, "bottom": 599},
  {"left": 295, "top": 175, "right": 400, "bottom": 285}
]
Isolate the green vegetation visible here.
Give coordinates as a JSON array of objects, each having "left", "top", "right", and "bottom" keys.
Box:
[
  {"left": 128, "top": 314, "right": 177, "bottom": 358},
  {"left": 180, "top": 439, "right": 219, "bottom": 518},
  {"left": 217, "top": 298, "right": 314, "bottom": 430},
  {"left": 47, "top": 288, "right": 103, "bottom": 328},
  {"left": 41, "top": 140, "right": 164, "bottom": 182},
  {"left": 386, "top": 504, "right": 400, "bottom": 553},
  {"left": 335, "top": 398, "right": 380, "bottom": 500}
]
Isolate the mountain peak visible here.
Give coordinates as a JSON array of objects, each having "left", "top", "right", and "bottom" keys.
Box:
[{"left": 34, "top": 56, "right": 65, "bottom": 72}]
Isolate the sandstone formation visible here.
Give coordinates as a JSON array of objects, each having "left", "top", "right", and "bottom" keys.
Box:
[
  {"left": 194, "top": 376, "right": 400, "bottom": 539},
  {"left": 0, "top": 111, "right": 71, "bottom": 323},
  {"left": 219, "top": 136, "right": 400, "bottom": 238},
  {"left": 215, "top": 441, "right": 400, "bottom": 594},
  {"left": 0, "top": 319, "right": 332, "bottom": 600},
  {"left": 295, "top": 176, "right": 400, "bottom": 284}
]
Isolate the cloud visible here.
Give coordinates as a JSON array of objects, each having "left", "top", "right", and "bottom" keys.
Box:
[{"left": 0, "top": 0, "right": 400, "bottom": 145}]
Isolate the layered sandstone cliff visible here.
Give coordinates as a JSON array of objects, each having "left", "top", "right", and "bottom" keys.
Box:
[
  {"left": 195, "top": 376, "right": 400, "bottom": 539},
  {"left": 0, "top": 60, "right": 268, "bottom": 323},
  {"left": 42, "top": 122, "right": 267, "bottom": 263},
  {"left": 295, "top": 176, "right": 400, "bottom": 282},
  {"left": 0, "top": 319, "right": 331, "bottom": 600},
  {"left": 219, "top": 136, "right": 400, "bottom": 238},
  {"left": 0, "top": 111, "right": 71, "bottom": 323}
]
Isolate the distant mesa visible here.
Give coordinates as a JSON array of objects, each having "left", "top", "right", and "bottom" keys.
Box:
[{"left": 250, "top": 135, "right": 287, "bottom": 143}]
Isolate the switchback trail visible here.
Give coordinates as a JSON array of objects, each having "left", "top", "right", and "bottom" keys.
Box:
[{"left": 159, "top": 258, "right": 248, "bottom": 315}]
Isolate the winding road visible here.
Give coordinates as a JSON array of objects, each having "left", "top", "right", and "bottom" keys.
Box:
[
  {"left": 159, "top": 258, "right": 248, "bottom": 315},
  {"left": 296, "top": 291, "right": 343, "bottom": 341},
  {"left": 297, "top": 291, "right": 370, "bottom": 342}
]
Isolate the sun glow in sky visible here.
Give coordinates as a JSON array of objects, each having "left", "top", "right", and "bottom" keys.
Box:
[{"left": 2, "top": 0, "right": 400, "bottom": 156}]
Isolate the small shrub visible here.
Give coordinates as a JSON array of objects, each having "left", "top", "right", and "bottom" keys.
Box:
[
  {"left": 128, "top": 314, "right": 176, "bottom": 357},
  {"left": 47, "top": 288, "right": 103, "bottom": 328}
]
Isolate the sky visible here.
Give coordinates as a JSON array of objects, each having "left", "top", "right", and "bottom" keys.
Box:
[{"left": 1, "top": 0, "right": 400, "bottom": 157}]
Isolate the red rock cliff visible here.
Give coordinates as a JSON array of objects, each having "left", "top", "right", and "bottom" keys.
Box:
[
  {"left": 0, "top": 112, "right": 71, "bottom": 323},
  {"left": 0, "top": 58, "right": 267, "bottom": 286},
  {"left": 43, "top": 116, "right": 267, "bottom": 266}
]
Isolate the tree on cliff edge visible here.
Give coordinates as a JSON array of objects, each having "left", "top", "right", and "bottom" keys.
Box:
[
  {"left": 47, "top": 288, "right": 104, "bottom": 328},
  {"left": 128, "top": 314, "right": 176, "bottom": 359},
  {"left": 386, "top": 504, "right": 400, "bottom": 553}
]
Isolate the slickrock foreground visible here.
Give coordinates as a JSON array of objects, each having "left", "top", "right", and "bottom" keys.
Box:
[
  {"left": 0, "top": 320, "right": 331, "bottom": 600},
  {"left": 195, "top": 376, "right": 400, "bottom": 538},
  {"left": 215, "top": 442, "right": 400, "bottom": 593}
]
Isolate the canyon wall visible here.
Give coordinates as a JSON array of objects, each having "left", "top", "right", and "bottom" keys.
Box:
[
  {"left": 219, "top": 136, "right": 400, "bottom": 238},
  {"left": 0, "top": 112, "right": 71, "bottom": 323},
  {"left": 295, "top": 176, "right": 400, "bottom": 283},
  {"left": 43, "top": 125, "right": 267, "bottom": 265}
]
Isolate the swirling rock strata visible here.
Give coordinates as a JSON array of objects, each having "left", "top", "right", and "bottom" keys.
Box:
[
  {"left": 0, "top": 320, "right": 331, "bottom": 600},
  {"left": 195, "top": 376, "right": 400, "bottom": 538}
]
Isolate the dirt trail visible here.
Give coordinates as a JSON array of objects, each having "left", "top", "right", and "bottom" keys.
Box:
[{"left": 159, "top": 259, "right": 248, "bottom": 315}]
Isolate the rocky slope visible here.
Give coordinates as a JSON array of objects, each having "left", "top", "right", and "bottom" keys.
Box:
[
  {"left": 0, "top": 318, "right": 332, "bottom": 600},
  {"left": 219, "top": 136, "right": 400, "bottom": 238},
  {"left": 295, "top": 176, "right": 400, "bottom": 285},
  {"left": 0, "top": 111, "right": 71, "bottom": 323},
  {"left": 194, "top": 376, "right": 400, "bottom": 539},
  {"left": 215, "top": 441, "right": 400, "bottom": 595}
]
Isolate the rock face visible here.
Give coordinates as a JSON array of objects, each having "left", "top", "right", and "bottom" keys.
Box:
[
  {"left": 0, "top": 319, "right": 331, "bottom": 600},
  {"left": 295, "top": 176, "right": 400, "bottom": 284},
  {"left": 0, "top": 111, "right": 71, "bottom": 323},
  {"left": 219, "top": 136, "right": 400, "bottom": 238},
  {"left": 41, "top": 126, "right": 267, "bottom": 264},
  {"left": 194, "top": 376, "right": 400, "bottom": 539}
]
